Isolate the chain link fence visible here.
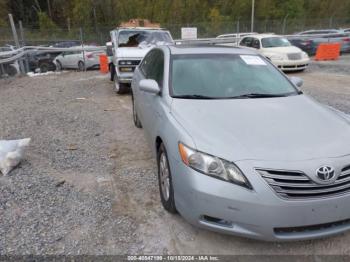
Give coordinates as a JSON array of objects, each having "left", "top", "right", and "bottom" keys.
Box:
[
  {"left": 1, "top": 18, "right": 350, "bottom": 46},
  {"left": 0, "top": 17, "right": 349, "bottom": 77}
]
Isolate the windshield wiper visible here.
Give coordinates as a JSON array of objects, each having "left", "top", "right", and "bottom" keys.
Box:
[
  {"left": 173, "top": 94, "right": 216, "bottom": 99},
  {"left": 228, "top": 93, "right": 294, "bottom": 99}
]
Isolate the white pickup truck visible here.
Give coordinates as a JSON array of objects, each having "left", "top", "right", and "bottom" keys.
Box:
[{"left": 109, "top": 27, "right": 173, "bottom": 94}]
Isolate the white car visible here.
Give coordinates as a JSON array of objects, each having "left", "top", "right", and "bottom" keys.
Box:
[
  {"left": 217, "top": 32, "right": 257, "bottom": 39},
  {"left": 54, "top": 46, "right": 104, "bottom": 71},
  {"left": 239, "top": 34, "right": 310, "bottom": 71}
]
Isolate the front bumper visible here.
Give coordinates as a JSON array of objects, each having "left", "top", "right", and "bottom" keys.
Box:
[
  {"left": 170, "top": 157, "right": 350, "bottom": 241},
  {"left": 116, "top": 72, "right": 133, "bottom": 83},
  {"left": 272, "top": 58, "right": 310, "bottom": 71},
  {"left": 115, "top": 58, "right": 141, "bottom": 83}
]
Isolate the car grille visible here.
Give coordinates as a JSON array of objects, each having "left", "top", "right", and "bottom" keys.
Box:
[
  {"left": 287, "top": 53, "right": 302, "bottom": 60},
  {"left": 257, "top": 166, "right": 350, "bottom": 199},
  {"left": 274, "top": 218, "right": 350, "bottom": 236}
]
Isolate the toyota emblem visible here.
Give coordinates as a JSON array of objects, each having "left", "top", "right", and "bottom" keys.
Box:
[{"left": 316, "top": 166, "right": 335, "bottom": 181}]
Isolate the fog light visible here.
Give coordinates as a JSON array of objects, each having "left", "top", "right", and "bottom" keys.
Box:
[{"left": 201, "top": 215, "right": 233, "bottom": 227}]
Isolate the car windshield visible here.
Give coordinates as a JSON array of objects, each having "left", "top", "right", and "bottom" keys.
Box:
[
  {"left": 171, "top": 54, "right": 298, "bottom": 99},
  {"left": 261, "top": 37, "right": 291, "bottom": 48},
  {"left": 118, "top": 30, "right": 173, "bottom": 47}
]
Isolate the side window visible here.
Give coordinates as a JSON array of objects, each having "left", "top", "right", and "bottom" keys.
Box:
[
  {"left": 241, "top": 37, "right": 253, "bottom": 47},
  {"left": 240, "top": 37, "right": 248, "bottom": 46},
  {"left": 139, "top": 50, "right": 156, "bottom": 76},
  {"left": 252, "top": 38, "right": 260, "bottom": 49},
  {"left": 140, "top": 50, "right": 164, "bottom": 86},
  {"left": 147, "top": 50, "right": 164, "bottom": 86}
]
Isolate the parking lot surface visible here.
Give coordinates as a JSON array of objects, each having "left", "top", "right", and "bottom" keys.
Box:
[{"left": 0, "top": 64, "right": 350, "bottom": 255}]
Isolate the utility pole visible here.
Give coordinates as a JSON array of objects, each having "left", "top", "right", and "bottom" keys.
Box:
[
  {"left": 19, "top": 21, "right": 29, "bottom": 72},
  {"left": 9, "top": 14, "right": 25, "bottom": 74},
  {"left": 251, "top": 0, "right": 255, "bottom": 32},
  {"left": 47, "top": 0, "right": 52, "bottom": 18},
  {"left": 80, "top": 28, "right": 86, "bottom": 72}
]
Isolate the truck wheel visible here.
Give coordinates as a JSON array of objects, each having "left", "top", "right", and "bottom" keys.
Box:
[
  {"left": 110, "top": 63, "right": 115, "bottom": 81},
  {"left": 113, "top": 74, "right": 129, "bottom": 94},
  {"left": 157, "top": 143, "right": 177, "bottom": 214}
]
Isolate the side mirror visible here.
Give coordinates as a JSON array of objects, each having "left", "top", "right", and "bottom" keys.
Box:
[
  {"left": 139, "top": 79, "right": 160, "bottom": 94},
  {"left": 289, "top": 76, "right": 303, "bottom": 87}
]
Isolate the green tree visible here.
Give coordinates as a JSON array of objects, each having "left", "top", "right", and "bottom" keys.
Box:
[
  {"left": 0, "top": 0, "right": 9, "bottom": 26},
  {"left": 38, "top": 11, "right": 59, "bottom": 31}
]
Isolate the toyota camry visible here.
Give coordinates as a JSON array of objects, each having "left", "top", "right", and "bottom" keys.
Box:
[{"left": 131, "top": 45, "right": 350, "bottom": 241}]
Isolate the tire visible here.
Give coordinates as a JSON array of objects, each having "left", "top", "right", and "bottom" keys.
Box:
[
  {"left": 113, "top": 73, "right": 129, "bottom": 94},
  {"left": 5, "top": 64, "right": 18, "bottom": 76},
  {"left": 56, "top": 60, "right": 62, "bottom": 71},
  {"left": 39, "top": 63, "right": 49, "bottom": 73},
  {"left": 110, "top": 63, "right": 115, "bottom": 81},
  {"left": 157, "top": 143, "right": 177, "bottom": 214},
  {"left": 132, "top": 93, "right": 142, "bottom": 128},
  {"left": 78, "top": 61, "right": 85, "bottom": 71}
]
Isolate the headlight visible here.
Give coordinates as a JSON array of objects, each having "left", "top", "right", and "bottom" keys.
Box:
[
  {"left": 302, "top": 51, "right": 309, "bottom": 59},
  {"left": 118, "top": 60, "right": 137, "bottom": 65},
  {"left": 178, "top": 143, "right": 252, "bottom": 189},
  {"left": 268, "top": 54, "right": 284, "bottom": 61}
]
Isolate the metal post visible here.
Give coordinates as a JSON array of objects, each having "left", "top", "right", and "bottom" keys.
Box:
[
  {"left": 0, "top": 63, "right": 5, "bottom": 77},
  {"left": 19, "top": 21, "right": 29, "bottom": 72},
  {"left": 251, "top": 0, "right": 255, "bottom": 32},
  {"left": 282, "top": 14, "right": 289, "bottom": 35},
  {"left": 9, "top": 13, "right": 25, "bottom": 74},
  {"left": 80, "top": 27, "right": 86, "bottom": 71},
  {"left": 329, "top": 16, "right": 333, "bottom": 28}
]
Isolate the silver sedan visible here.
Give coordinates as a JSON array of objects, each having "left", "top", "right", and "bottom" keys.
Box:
[{"left": 131, "top": 45, "right": 350, "bottom": 241}]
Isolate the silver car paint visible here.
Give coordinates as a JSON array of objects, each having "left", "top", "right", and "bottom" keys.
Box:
[{"left": 131, "top": 45, "right": 350, "bottom": 241}]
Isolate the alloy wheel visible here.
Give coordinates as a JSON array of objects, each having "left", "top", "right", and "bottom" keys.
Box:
[{"left": 159, "top": 152, "right": 170, "bottom": 201}]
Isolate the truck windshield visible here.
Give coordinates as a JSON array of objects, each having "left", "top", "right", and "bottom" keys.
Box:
[
  {"left": 171, "top": 54, "right": 298, "bottom": 99},
  {"left": 118, "top": 30, "right": 173, "bottom": 47}
]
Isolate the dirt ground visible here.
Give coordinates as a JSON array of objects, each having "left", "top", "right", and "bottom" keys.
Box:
[{"left": 0, "top": 63, "right": 350, "bottom": 255}]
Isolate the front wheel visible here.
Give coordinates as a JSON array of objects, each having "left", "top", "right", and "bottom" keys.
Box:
[
  {"left": 78, "top": 61, "right": 85, "bottom": 71},
  {"left": 132, "top": 93, "right": 142, "bottom": 128},
  {"left": 157, "top": 143, "right": 177, "bottom": 214},
  {"left": 110, "top": 63, "right": 115, "bottom": 81},
  {"left": 39, "top": 63, "right": 49, "bottom": 73},
  {"left": 113, "top": 73, "right": 129, "bottom": 94},
  {"left": 56, "top": 60, "right": 62, "bottom": 71}
]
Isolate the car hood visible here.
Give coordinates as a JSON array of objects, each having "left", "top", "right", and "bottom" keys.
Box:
[
  {"left": 171, "top": 95, "right": 350, "bottom": 162},
  {"left": 116, "top": 47, "right": 151, "bottom": 59},
  {"left": 262, "top": 46, "right": 302, "bottom": 54}
]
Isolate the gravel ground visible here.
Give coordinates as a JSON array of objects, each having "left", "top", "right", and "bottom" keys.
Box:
[{"left": 0, "top": 63, "right": 350, "bottom": 255}]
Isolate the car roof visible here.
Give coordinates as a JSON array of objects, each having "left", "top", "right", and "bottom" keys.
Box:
[
  {"left": 217, "top": 32, "right": 257, "bottom": 38},
  {"left": 242, "top": 34, "right": 282, "bottom": 39},
  {"left": 167, "top": 45, "right": 257, "bottom": 55},
  {"left": 116, "top": 27, "right": 167, "bottom": 31}
]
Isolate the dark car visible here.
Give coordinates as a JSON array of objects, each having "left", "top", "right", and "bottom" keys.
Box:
[
  {"left": 290, "top": 29, "right": 350, "bottom": 55},
  {"left": 288, "top": 38, "right": 315, "bottom": 55},
  {"left": 28, "top": 51, "right": 58, "bottom": 72}
]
